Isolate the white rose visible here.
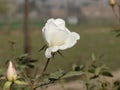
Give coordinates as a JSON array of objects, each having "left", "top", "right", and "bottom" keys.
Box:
[{"left": 42, "top": 18, "right": 80, "bottom": 58}]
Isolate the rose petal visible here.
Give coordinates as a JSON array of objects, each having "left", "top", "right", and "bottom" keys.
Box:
[
  {"left": 54, "top": 18, "right": 65, "bottom": 29},
  {"left": 59, "top": 32, "right": 80, "bottom": 50},
  {"left": 51, "top": 46, "right": 59, "bottom": 52},
  {"left": 42, "top": 19, "right": 57, "bottom": 44},
  {"left": 55, "top": 18, "right": 65, "bottom": 25},
  {"left": 43, "top": 24, "right": 69, "bottom": 47},
  {"left": 45, "top": 48, "right": 52, "bottom": 58}
]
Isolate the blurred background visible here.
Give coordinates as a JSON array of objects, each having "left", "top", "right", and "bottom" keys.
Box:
[
  {"left": 0, "top": 0, "right": 120, "bottom": 72},
  {"left": 0, "top": 0, "right": 115, "bottom": 23}
]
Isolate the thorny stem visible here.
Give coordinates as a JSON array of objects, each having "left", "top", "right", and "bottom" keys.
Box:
[
  {"left": 33, "top": 81, "right": 54, "bottom": 90},
  {"left": 33, "top": 73, "right": 65, "bottom": 90},
  {"left": 38, "top": 58, "right": 51, "bottom": 79},
  {"left": 42, "top": 58, "right": 50, "bottom": 74},
  {"left": 30, "top": 59, "right": 51, "bottom": 90},
  {"left": 37, "top": 58, "right": 51, "bottom": 87}
]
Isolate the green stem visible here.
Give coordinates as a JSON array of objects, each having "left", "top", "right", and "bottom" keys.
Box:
[
  {"left": 36, "top": 58, "right": 51, "bottom": 88},
  {"left": 42, "top": 58, "right": 50, "bottom": 74}
]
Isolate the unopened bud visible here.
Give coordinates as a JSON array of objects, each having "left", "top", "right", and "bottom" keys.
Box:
[
  {"left": 109, "top": 0, "right": 115, "bottom": 6},
  {"left": 6, "top": 61, "right": 17, "bottom": 82}
]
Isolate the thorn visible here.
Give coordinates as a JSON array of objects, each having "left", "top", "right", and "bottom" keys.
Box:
[
  {"left": 38, "top": 45, "right": 47, "bottom": 52},
  {"left": 57, "top": 51, "right": 64, "bottom": 57}
]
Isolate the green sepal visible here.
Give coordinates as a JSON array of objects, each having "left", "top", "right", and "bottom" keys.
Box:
[
  {"left": 3, "top": 81, "right": 12, "bottom": 90},
  {"left": 14, "top": 80, "right": 28, "bottom": 85}
]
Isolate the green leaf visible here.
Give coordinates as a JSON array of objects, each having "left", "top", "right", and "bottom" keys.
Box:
[
  {"left": 88, "top": 68, "right": 95, "bottom": 73},
  {"left": 29, "top": 59, "right": 38, "bottom": 63},
  {"left": 101, "top": 82, "right": 108, "bottom": 88},
  {"left": 114, "top": 29, "right": 120, "bottom": 33},
  {"left": 90, "top": 75, "right": 99, "bottom": 80},
  {"left": 3, "top": 81, "right": 12, "bottom": 90},
  {"left": 43, "top": 78, "right": 50, "bottom": 83},
  {"left": 14, "top": 80, "right": 28, "bottom": 85},
  {"left": 116, "top": 33, "right": 120, "bottom": 37},
  {"left": 72, "top": 64, "right": 84, "bottom": 71},
  {"left": 101, "top": 71, "right": 113, "bottom": 77},
  {"left": 91, "top": 53, "right": 96, "bottom": 61},
  {"left": 95, "top": 67, "right": 101, "bottom": 76},
  {"left": 18, "top": 54, "right": 28, "bottom": 59},
  {"left": 27, "top": 63, "right": 35, "bottom": 68},
  {"left": 49, "top": 70, "right": 65, "bottom": 80},
  {"left": 62, "top": 71, "right": 84, "bottom": 79},
  {"left": 79, "top": 64, "right": 84, "bottom": 70},
  {"left": 117, "top": 86, "right": 120, "bottom": 90},
  {"left": 114, "top": 81, "right": 120, "bottom": 86},
  {"left": 72, "top": 64, "right": 80, "bottom": 71}
]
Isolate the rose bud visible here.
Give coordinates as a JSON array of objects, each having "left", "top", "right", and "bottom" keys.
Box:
[
  {"left": 109, "top": 0, "right": 115, "bottom": 7},
  {"left": 6, "top": 61, "right": 17, "bottom": 82}
]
